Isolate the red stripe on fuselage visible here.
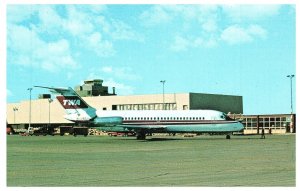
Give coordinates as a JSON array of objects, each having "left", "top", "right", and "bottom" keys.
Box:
[{"left": 122, "top": 120, "right": 237, "bottom": 125}]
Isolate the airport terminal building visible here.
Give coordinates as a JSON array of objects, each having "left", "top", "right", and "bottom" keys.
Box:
[{"left": 6, "top": 79, "right": 295, "bottom": 134}]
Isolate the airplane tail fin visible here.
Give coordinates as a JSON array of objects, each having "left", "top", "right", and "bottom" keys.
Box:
[{"left": 34, "top": 86, "right": 97, "bottom": 122}]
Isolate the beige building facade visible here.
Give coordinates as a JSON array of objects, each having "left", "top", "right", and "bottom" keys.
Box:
[
  {"left": 7, "top": 92, "right": 243, "bottom": 128},
  {"left": 238, "top": 114, "right": 296, "bottom": 134},
  {"left": 6, "top": 92, "right": 296, "bottom": 134}
]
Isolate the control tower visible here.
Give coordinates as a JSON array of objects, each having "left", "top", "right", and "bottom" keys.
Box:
[{"left": 75, "top": 79, "right": 116, "bottom": 97}]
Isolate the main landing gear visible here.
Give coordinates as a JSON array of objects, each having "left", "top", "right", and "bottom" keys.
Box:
[
  {"left": 136, "top": 131, "right": 146, "bottom": 140},
  {"left": 226, "top": 134, "right": 231, "bottom": 139}
]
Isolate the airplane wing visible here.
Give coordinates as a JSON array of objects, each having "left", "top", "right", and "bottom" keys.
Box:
[{"left": 119, "top": 124, "right": 167, "bottom": 131}]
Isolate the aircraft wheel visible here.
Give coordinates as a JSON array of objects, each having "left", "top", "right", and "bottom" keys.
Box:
[
  {"left": 226, "top": 135, "right": 231, "bottom": 139},
  {"left": 137, "top": 132, "right": 146, "bottom": 140}
]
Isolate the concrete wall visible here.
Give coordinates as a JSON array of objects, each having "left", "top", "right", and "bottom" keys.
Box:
[
  {"left": 7, "top": 99, "right": 72, "bottom": 124},
  {"left": 189, "top": 93, "right": 243, "bottom": 114},
  {"left": 84, "top": 93, "right": 190, "bottom": 111}
]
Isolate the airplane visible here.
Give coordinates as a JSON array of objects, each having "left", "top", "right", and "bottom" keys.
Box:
[{"left": 34, "top": 86, "right": 244, "bottom": 140}]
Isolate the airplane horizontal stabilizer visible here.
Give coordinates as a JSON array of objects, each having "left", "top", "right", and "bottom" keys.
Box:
[{"left": 34, "top": 86, "right": 77, "bottom": 96}]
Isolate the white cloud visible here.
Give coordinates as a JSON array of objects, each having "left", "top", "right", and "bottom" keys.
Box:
[
  {"left": 95, "top": 16, "right": 111, "bottom": 34},
  {"left": 7, "top": 5, "right": 39, "bottom": 24},
  {"left": 170, "top": 24, "right": 266, "bottom": 51},
  {"left": 170, "top": 36, "right": 190, "bottom": 52},
  {"left": 85, "top": 71, "right": 136, "bottom": 95},
  {"left": 221, "top": 25, "right": 252, "bottom": 44},
  {"left": 64, "top": 6, "right": 95, "bottom": 36},
  {"left": 77, "top": 4, "right": 107, "bottom": 14},
  {"left": 7, "top": 24, "right": 78, "bottom": 72},
  {"left": 8, "top": 24, "right": 42, "bottom": 56},
  {"left": 103, "top": 79, "right": 135, "bottom": 95},
  {"left": 110, "top": 20, "right": 144, "bottom": 42},
  {"left": 100, "top": 66, "right": 141, "bottom": 81},
  {"left": 67, "top": 72, "right": 74, "bottom": 80},
  {"left": 140, "top": 5, "right": 280, "bottom": 51},
  {"left": 84, "top": 32, "right": 115, "bottom": 57},
  {"left": 247, "top": 25, "right": 267, "bottom": 39},
  {"left": 84, "top": 65, "right": 140, "bottom": 95},
  {"left": 202, "top": 19, "right": 218, "bottom": 32},
  {"left": 170, "top": 35, "right": 217, "bottom": 52},
  {"left": 38, "top": 39, "right": 78, "bottom": 72},
  {"left": 196, "top": 5, "right": 219, "bottom": 23},
  {"left": 114, "top": 67, "right": 140, "bottom": 81},
  {"left": 7, "top": 4, "right": 145, "bottom": 71},
  {"left": 194, "top": 37, "right": 217, "bottom": 48},
  {"left": 221, "top": 25, "right": 267, "bottom": 45},
  {"left": 36, "top": 5, "right": 64, "bottom": 34},
  {"left": 7, "top": 89, "right": 13, "bottom": 97},
  {"left": 140, "top": 5, "right": 219, "bottom": 27},
  {"left": 222, "top": 5, "right": 281, "bottom": 22},
  {"left": 140, "top": 5, "right": 173, "bottom": 26},
  {"left": 101, "top": 66, "right": 113, "bottom": 73}
]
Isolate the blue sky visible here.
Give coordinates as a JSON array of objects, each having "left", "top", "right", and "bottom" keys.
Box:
[{"left": 6, "top": 4, "right": 296, "bottom": 115}]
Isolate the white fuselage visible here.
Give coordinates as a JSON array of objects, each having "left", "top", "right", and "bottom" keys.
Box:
[
  {"left": 95, "top": 110, "right": 244, "bottom": 133},
  {"left": 97, "top": 110, "right": 225, "bottom": 121}
]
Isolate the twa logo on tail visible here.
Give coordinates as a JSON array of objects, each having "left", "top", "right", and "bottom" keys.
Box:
[
  {"left": 63, "top": 99, "right": 81, "bottom": 106},
  {"left": 57, "top": 96, "right": 89, "bottom": 109}
]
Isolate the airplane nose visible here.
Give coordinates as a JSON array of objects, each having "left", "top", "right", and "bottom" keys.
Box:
[{"left": 238, "top": 122, "right": 244, "bottom": 131}]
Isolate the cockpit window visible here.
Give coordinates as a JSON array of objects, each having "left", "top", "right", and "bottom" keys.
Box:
[{"left": 222, "top": 113, "right": 233, "bottom": 120}]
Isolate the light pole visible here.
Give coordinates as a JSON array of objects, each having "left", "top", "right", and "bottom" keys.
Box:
[
  {"left": 13, "top": 107, "right": 18, "bottom": 124},
  {"left": 27, "top": 88, "right": 33, "bottom": 128},
  {"left": 286, "top": 74, "right": 295, "bottom": 114},
  {"left": 160, "top": 80, "right": 166, "bottom": 110},
  {"left": 48, "top": 98, "right": 53, "bottom": 127}
]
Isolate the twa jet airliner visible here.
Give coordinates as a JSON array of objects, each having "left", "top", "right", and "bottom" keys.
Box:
[{"left": 35, "top": 86, "right": 244, "bottom": 140}]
